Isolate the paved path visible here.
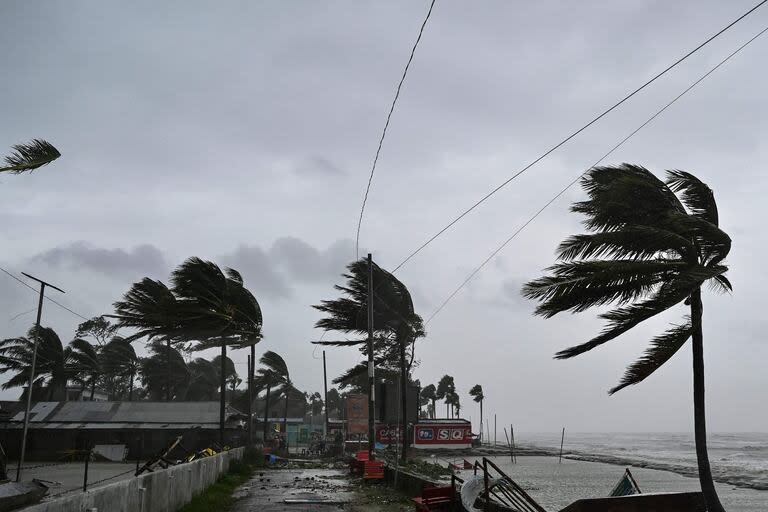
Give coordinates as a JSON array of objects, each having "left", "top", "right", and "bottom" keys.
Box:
[{"left": 231, "top": 468, "right": 356, "bottom": 512}]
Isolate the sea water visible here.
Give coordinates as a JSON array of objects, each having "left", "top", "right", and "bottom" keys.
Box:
[{"left": 518, "top": 432, "right": 768, "bottom": 491}]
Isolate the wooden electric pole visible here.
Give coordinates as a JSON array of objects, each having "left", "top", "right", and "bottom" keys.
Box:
[{"left": 16, "top": 272, "right": 64, "bottom": 482}]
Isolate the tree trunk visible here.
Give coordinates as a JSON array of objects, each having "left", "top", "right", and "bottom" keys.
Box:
[
  {"left": 248, "top": 344, "right": 255, "bottom": 448},
  {"left": 263, "top": 384, "right": 271, "bottom": 444},
  {"left": 90, "top": 380, "right": 96, "bottom": 400},
  {"left": 445, "top": 402, "right": 448, "bottom": 418},
  {"left": 430, "top": 399, "right": 435, "bottom": 419},
  {"left": 129, "top": 370, "right": 134, "bottom": 402},
  {"left": 690, "top": 287, "right": 726, "bottom": 512},
  {"left": 480, "top": 399, "right": 484, "bottom": 443},
  {"left": 219, "top": 342, "right": 226, "bottom": 446},
  {"left": 399, "top": 333, "right": 408, "bottom": 463},
  {"left": 166, "top": 339, "right": 172, "bottom": 402}
]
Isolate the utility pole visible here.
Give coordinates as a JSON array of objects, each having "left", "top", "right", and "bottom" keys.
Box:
[
  {"left": 247, "top": 354, "right": 253, "bottom": 448},
  {"left": 322, "top": 350, "right": 329, "bottom": 438},
  {"left": 16, "top": 273, "right": 64, "bottom": 483},
  {"left": 367, "top": 253, "right": 375, "bottom": 459}
]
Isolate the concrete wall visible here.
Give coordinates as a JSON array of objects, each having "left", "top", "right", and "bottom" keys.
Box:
[{"left": 23, "top": 447, "right": 244, "bottom": 512}]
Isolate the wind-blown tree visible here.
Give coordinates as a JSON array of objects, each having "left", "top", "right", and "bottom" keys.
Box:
[
  {"left": 0, "top": 326, "right": 71, "bottom": 400},
  {"left": 185, "top": 358, "right": 221, "bottom": 401},
  {"left": 1, "top": 139, "right": 60, "bottom": 174},
  {"left": 420, "top": 384, "right": 437, "bottom": 419},
  {"left": 68, "top": 338, "right": 101, "bottom": 400},
  {"left": 75, "top": 316, "right": 119, "bottom": 347},
  {"left": 113, "top": 258, "right": 262, "bottom": 442},
  {"left": 140, "top": 342, "right": 190, "bottom": 401},
  {"left": 100, "top": 337, "right": 139, "bottom": 400},
  {"left": 256, "top": 351, "right": 290, "bottom": 443},
  {"left": 313, "top": 258, "right": 424, "bottom": 461},
  {"left": 446, "top": 391, "right": 460, "bottom": 418},
  {"left": 523, "top": 164, "right": 731, "bottom": 512},
  {"left": 112, "top": 278, "right": 186, "bottom": 401},
  {"left": 469, "top": 384, "right": 484, "bottom": 441},
  {"left": 171, "top": 257, "right": 263, "bottom": 444},
  {"left": 435, "top": 375, "right": 455, "bottom": 418}
]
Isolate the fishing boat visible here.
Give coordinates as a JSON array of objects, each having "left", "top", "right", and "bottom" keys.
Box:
[{"left": 0, "top": 480, "right": 49, "bottom": 512}]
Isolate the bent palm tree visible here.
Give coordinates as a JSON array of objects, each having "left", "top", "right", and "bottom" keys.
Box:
[
  {"left": 1, "top": 139, "right": 60, "bottom": 174},
  {"left": 100, "top": 337, "right": 139, "bottom": 400},
  {"left": 171, "top": 257, "right": 262, "bottom": 444},
  {"left": 523, "top": 164, "right": 730, "bottom": 512},
  {"left": 469, "top": 385, "right": 484, "bottom": 441},
  {"left": 68, "top": 338, "right": 101, "bottom": 400},
  {"left": 0, "top": 326, "right": 71, "bottom": 400},
  {"left": 435, "top": 375, "right": 454, "bottom": 418},
  {"left": 139, "top": 342, "right": 190, "bottom": 400}
]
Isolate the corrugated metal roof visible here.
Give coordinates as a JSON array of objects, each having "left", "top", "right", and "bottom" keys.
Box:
[{"left": 7, "top": 401, "right": 237, "bottom": 426}]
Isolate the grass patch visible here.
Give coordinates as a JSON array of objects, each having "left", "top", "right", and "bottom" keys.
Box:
[{"left": 178, "top": 449, "right": 263, "bottom": 512}]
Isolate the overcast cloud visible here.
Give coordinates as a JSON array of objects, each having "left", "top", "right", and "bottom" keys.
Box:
[{"left": 1, "top": 0, "right": 767, "bottom": 433}]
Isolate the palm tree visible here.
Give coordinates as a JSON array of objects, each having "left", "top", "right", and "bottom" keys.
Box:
[
  {"left": 1, "top": 139, "right": 60, "bottom": 174},
  {"left": 256, "top": 351, "right": 290, "bottom": 444},
  {"left": 112, "top": 278, "right": 185, "bottom": 400},
  {"left": 523, "top": 164, "right": 731, "bottom": 512},
  {"left": 435, "top": 375, "right": 455, "bottom": 418},
  {"left": 420, "top": 384, "right": 437, "bottom": 419},
  {"left": 0, "top": 326, "right": 71, "bottom": 400},
  {"left": 313, "top": 258, "right": 424, "bottom": 461},
  {"left": 139, "top": 342, "right": 190, "bottom": 400},
  {"left": 469, "top": 385, "right": 484, "bottom": 442},
  {"left": 68, "top": 338, "right": 101, "bottom": 400},
  {"left": 100, "top": 337, "right": 139, "bottom": 400},
  {"left": 171, "top": 257, "right": 262, "bottom": 444}
]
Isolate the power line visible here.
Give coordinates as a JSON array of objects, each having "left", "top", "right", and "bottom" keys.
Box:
[
  {"left": 424, "top": 23, "right": 768, "bottom": 326},
  {"left": 0, "top": 266, "right": 89, "bottom": 321},
  {"left": 392, "top": 0, "right": 768, "bottom": 273},
  {"left": 356, "top": 0, "right": 438, "bottom": 259}
]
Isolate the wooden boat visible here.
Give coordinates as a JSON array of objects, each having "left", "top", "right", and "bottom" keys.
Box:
[{"left": 0, "top": 480, "right": 49, "bottom": 512}]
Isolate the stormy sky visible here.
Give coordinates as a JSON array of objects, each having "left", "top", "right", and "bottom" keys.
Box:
[{"left": 1, "top": 0, "right": 767, "bottom": 433}]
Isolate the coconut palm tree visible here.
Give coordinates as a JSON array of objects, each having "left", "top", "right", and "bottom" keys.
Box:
[
  {"left": 68, "top": 338, "right": 101, "bottom": 400},
  {"left": 469, "top": 385, "right": 484, "bottom": 441},
  {"left": 171, "top": 257, "right": 262, "bottom": 444},
  {"left": 523, "top": 164, "right": 731, "bottom": 512},
  {"left": 435, "top": 375, "right": 455, "bottom": 418},
  {"left": 100, "top": 337, "right": 139, "bottom": 400},
  {"left": 112, "top": 278, "right": 185, "bottom": 400},
  {"left": 313, "top": 258, "right": 424, "bottom": 461},
  {"left": 420, "top": 384, "right": 437, "bottom": 419},
  {"left": 1, "top": 139, "right": 60, "bottom": 174},
  {"left": 256, "top": 350, "right": 292, "bottom": 442},
  {"left": 0, "top": 326, "right": 71, "bottom": 400},
  {"left": 139, "top": 342, "right": 190, "bottom": 401}
]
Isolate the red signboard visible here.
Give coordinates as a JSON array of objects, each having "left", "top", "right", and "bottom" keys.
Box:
[
  {"left": 346, "top": 394, "right": 368, "bottom": 435},
  {"left": 413, "top": 423, "right": 472, "bottom": 448},
  {"left": 375, "top": 424, "right": 404, "bottom": 444}
]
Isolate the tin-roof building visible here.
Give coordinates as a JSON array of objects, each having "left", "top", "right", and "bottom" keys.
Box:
[{"left": 0, "top": 401, "right": 245, "bottom": 459}]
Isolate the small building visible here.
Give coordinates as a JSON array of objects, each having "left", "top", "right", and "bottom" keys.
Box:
[
  {"left": 412, "top": 418, "right": 473, "bottom": 450},
  {"left": 0, "top": 401, "right": 244, "bottom": 460}
]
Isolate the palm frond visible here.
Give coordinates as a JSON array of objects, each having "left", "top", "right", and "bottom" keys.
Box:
[
  {"left": 523, "top": 259, "right": 681, "bottom": 318},
  {"left": 554, "top": 276, "right": 695, "bottom": 359},
  {"left": 556, "top": 227, "right": 693, "bottom": 262},
  {"left": 666, "top": 170, "right": 718, "bottom": 226},
  {"left": 609, "top": 321, "right": 691, "bottom": 394},
  {"left": 311, "top": 338, "right": 367, "bottom": 347},
  {"left": 1, "top": 139, "right": 61, "bottom": 173}
]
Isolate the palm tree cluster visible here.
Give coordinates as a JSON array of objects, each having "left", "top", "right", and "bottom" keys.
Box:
[
  {"left": 435, "top": 374, "right": 460, "bottom": 418},
  {"left": 524, "top": 164, "right": 731, "bottom": 512},
  {"left": 111, "top": 257, "right": 263, "bottom": 442},
  {"left": 0, "top": 320, "right": 240, "bottom": 404}
]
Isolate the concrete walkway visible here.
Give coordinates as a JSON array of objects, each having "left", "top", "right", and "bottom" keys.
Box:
[{"left": 230, "top": 468, "right": 355, "bottom": 512}]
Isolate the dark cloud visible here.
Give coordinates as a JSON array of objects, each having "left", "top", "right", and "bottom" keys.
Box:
[
  {"left": 29, "top": 242, "right": 167, "bottom": 279},
  {"left": 219, "top": 244, "right": 293, "bottom": 299}
]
